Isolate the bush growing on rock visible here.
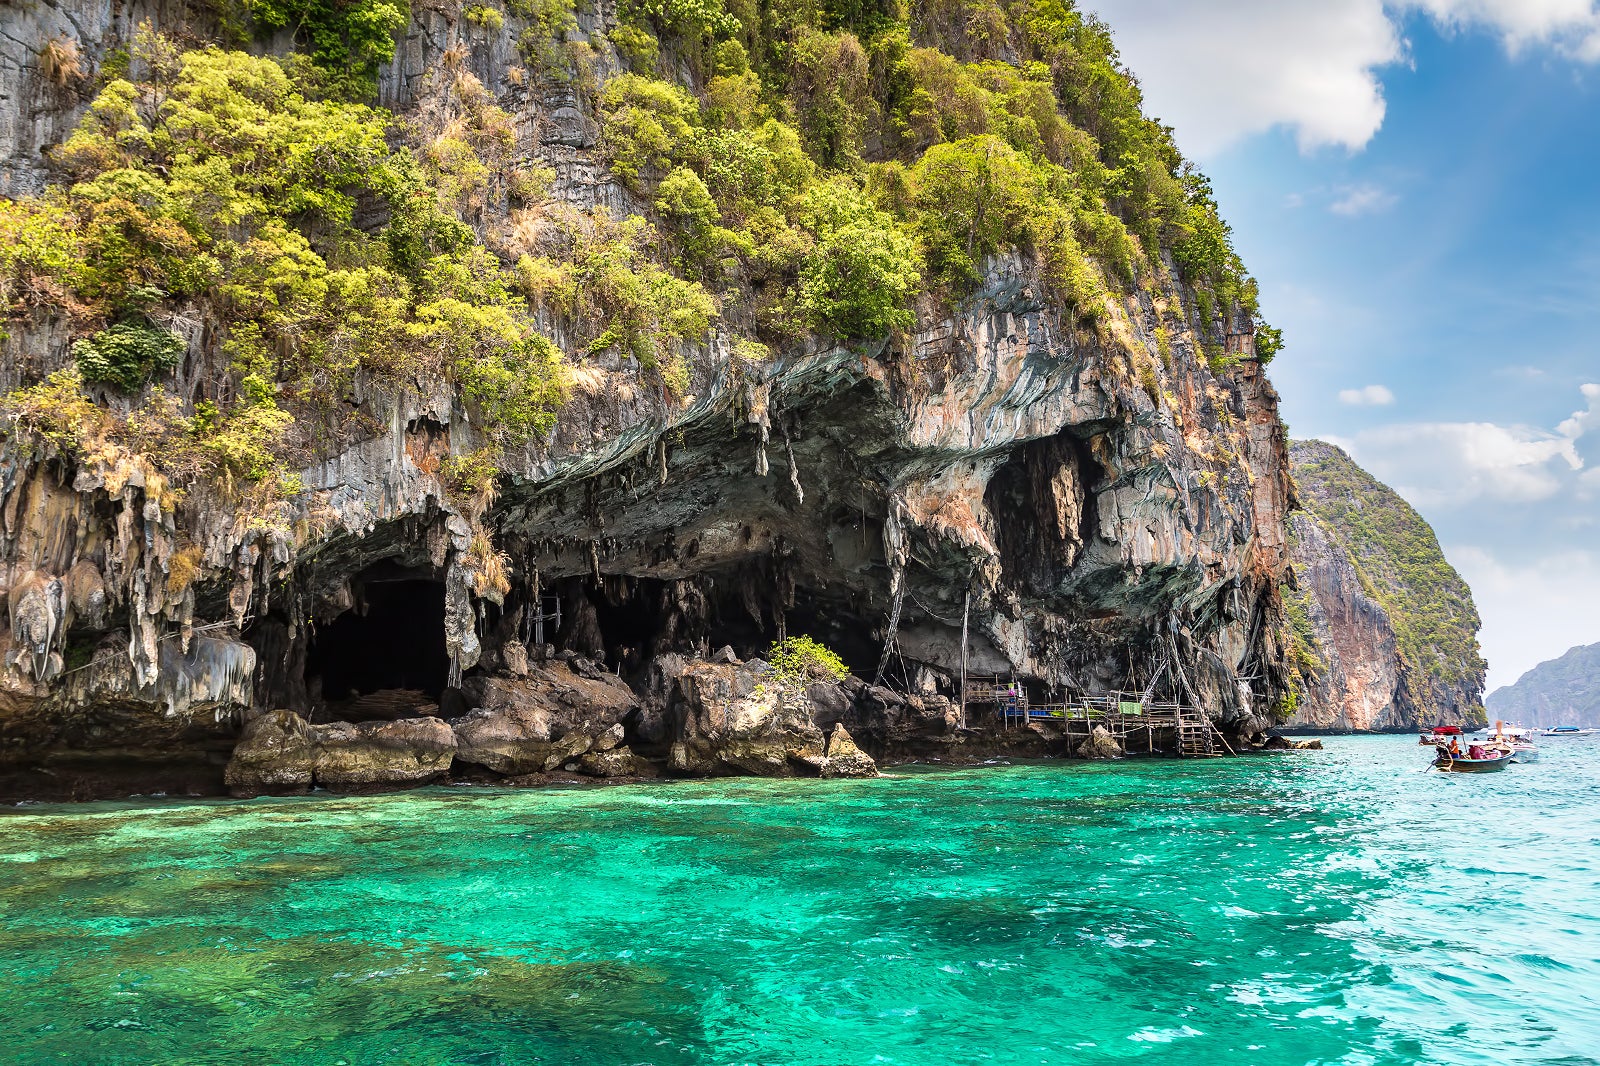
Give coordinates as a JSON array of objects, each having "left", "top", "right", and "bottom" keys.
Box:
[{"left": 766, "top": 636, "right": 849, "bottom": 690}]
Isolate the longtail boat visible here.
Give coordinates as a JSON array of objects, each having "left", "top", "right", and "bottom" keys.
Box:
[{"left": 1432, "top": 749, "right": 1513, "bottom": 773}]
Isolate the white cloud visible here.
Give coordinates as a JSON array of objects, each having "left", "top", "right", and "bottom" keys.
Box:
[
  {"left": 1449, "top": 545, "right": 1600, "bottom": 690},
  {"left": 1085, "top": 1, "right": 1600, "bottom": 158},
  {"left": 1338, "top": 384, "right": 1396, "bottom": 405},
  {"left": 1084, "top": 0, "right": 1401, "bottom": 156},
  {"left": 1556, "top": 381, "right": 1600, "bottom": 438},
  {"left": 1418, "top": 0, "right": 1600, "bottom": 55},
  {"left": 1344, "top": 384, "right": 1599, "bottom": 506},
  {"left": 1329, "top": 182, "right": 1399, "bottom": 216}
]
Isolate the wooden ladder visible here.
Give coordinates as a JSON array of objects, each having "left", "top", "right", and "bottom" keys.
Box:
[{"left": 1177, "top": 713, "right": 1219, "bottom": 758}]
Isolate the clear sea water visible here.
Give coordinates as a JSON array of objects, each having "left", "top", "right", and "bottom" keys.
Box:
[{"left": 2, "top": 736, "right": 1597, "bottom": 1065}]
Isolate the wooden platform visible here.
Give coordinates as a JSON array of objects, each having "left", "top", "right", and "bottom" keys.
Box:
[{"left": 963, "top": 679, "right": 1221, "bottom": 757}]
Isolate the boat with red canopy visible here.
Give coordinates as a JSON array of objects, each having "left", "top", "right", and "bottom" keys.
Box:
[{"left": 1419, "top": 725, "right": 1463, "bottom": 746}]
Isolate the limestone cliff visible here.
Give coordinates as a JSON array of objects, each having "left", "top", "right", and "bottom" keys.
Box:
[
  {"left": 1488, "top": 642, "right": 1600, "bottom": 728},
  {"left": 0, "top": 0, "right": 1297, "bottom": 797},
  {"left": 1282, "top": 440, "right": 1486, "bottom": 731}
]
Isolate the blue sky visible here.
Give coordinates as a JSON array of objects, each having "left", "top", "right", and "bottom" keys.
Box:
[{"left": 1086, "top": 0, "right": 1600, "bottom": 691}]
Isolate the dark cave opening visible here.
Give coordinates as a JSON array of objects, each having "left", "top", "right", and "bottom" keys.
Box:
[
  {"left": 550, "top": 572, "right": 887, "bottom": 683},
  {"left": 305, "top": 576, "right": 450, "bottom": 702}
]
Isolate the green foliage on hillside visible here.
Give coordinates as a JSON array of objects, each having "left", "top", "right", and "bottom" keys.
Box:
[
  {"left": 2, "top": 2, "right": 1280, "bottom": 515},
  {"left": 246, "top": 0, "right": 409, "bottom": 98},
  {"left": 1, "top": 34, "right": 565, "bottom": 504},
  {"left": 1290, "top": 440, "right": 1486, "bottom": 715}
]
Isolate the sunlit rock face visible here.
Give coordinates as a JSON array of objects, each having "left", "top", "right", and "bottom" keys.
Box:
[{"left": 0, "top": 0, "right": 1298, "bottom": 797}]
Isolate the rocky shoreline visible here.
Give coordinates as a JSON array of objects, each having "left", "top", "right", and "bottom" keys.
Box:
[{"left": 5, "top": 645, "right": 1297, "bottom": 803}]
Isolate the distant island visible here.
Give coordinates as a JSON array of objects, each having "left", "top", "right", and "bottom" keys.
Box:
[
  {"left": 1279, "top": 440, "right": 1487, "bottom": 732},
  {"left": 1488, "top": 642, "right": 1600, "bottom": 728}
]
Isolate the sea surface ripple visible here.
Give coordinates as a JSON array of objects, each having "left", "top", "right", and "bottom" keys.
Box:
[{"left": 2, "top": 736, "right": 1597, "bottom": 1064}]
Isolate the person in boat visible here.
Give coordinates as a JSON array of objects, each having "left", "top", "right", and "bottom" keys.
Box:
[
  {"left": 1467, "top": 743, "right": 1488, "bottom": 759},
  {"left": 1449, "top": 737, "right": 1462, "bottom": 757}
]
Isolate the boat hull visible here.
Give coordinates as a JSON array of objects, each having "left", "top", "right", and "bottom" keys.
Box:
[{"left": 1434, "top": 754, "right": 1513, "bottom": 772}]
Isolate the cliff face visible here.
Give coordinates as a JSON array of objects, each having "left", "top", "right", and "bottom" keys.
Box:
[
  {"left": 1282, "top": 440, "right": 1486, "bottom": 731},
  {"left": 1488, "top": 642, "right": 1600, "bottom": 728},
  {"left": 0, "top": 0, "right": 1297, "bottom": 797}
]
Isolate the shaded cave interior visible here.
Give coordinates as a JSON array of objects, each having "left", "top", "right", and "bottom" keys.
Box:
[
  {"left": 257, "top": 557, "right": 928, "bottom": 726},
  {"left": 247, "top": 426, "right": 1147, "bottom": 730}
]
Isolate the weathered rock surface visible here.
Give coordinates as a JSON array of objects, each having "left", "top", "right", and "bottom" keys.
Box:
[
  {"left": 226, "top": 711, "right": 455, "bottom": 796},
  {"left": 666, "top": 658, "right": 833, "bottom": 777},
  {"left": 451, "top": 660, "right": 639, "bottom": 775},
  {"left": 821, "top": 724, "right": 878, "bottom": 778},
  {"left": 225, "top": 710, "right": 316, "bottom": 795}
]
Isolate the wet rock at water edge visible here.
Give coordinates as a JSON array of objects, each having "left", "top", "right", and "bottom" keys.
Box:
[
  {"left": 1075, "top": 725, "right": 1123, "bottom": 760},
  {"left": 311, "top": 717, "right": 457, "bottom": 790},
  {"left": 579, "top": 745, "right": 640, "bottom": 777},
  {"left": 225, "top": 710, "right": 317, "bottom": 796},
  {"left": 450, "top": 661, "right": 638, "bottom": 775},
  {"left": 226, "top": 711, "right": 455, "bottom": 795},
  {"left": 821, "top": 724, "right": 878, "bottom": 778}
]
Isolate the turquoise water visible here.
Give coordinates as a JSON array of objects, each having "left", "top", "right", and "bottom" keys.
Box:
[{"left": 2, "top": 738, "right": 1598, "bottom": 1065}]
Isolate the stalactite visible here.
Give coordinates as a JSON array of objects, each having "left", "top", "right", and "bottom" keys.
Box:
[
  {"left": 781, "top": 419, "right": 803, "bottom": 504},
  {"left": 874, "top": 499, "right": 908, "bottom": 686}
]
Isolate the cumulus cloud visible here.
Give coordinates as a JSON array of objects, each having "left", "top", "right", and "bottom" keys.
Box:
[
  {"left": 1086, "top": 0, "right": 1600, "bottom": 157},
  {"left": 1344, "top": 384, "right": 1599, "bottom": 506},
  {"left": 1084, "top": 0, "right": 1400, "bottom": 156},
  {"left": 1338, "top": 384, "right": 1396, "bottom": 405},
  {"left": 1329, "top": 182, "right": 1399, "bottom": 216}
]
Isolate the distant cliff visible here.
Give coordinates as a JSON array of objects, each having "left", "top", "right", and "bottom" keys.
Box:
[
  {"left": 1488, "top": 642, "right": 1600, "bottom": 728},
  {"left": 1281, "top": 440, "right": 1486, "bottom": 731}
]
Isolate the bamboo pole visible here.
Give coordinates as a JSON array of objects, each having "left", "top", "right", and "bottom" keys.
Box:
[{"left": 959, "top": 586, "right": 970, "bottom": 730}]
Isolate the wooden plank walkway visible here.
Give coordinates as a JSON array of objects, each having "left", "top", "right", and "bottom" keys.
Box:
[{"left": 964, "top": 677, "right": 1221, "bottom": 757}]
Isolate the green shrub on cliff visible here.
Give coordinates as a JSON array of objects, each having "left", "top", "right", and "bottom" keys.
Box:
[
  {"left": 767, "top": 635, "right": 850, "bottom": 689},
  {"left": 1, "top": 1, "right": 1285, "bottom": 512},
  {"left": 72, "top": 320, "right": 184, "bottom": 391},
  {"left": 246, "top": 0, "right": 408, "bottom": 98}
]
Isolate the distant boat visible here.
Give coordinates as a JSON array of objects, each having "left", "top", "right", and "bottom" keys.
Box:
[
  {"left": 1482, "top": 721, "right": 1538, "bottom": 762},
  {"left": 1540, "top": 726, "right": 1599, "bottom": 737}
]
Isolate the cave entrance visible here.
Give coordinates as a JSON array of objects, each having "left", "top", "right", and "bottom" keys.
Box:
[{"left": 305, "top": 573, "right": 449, "bottom": 704}]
